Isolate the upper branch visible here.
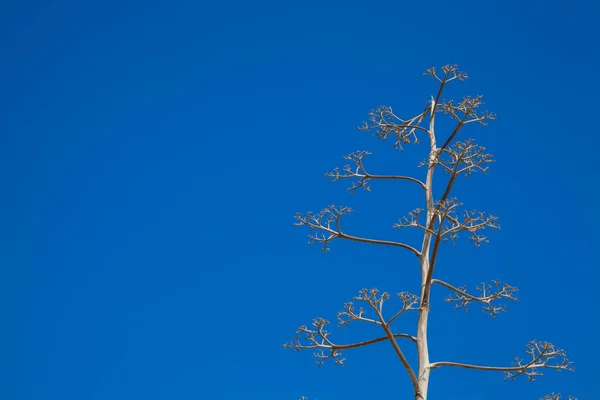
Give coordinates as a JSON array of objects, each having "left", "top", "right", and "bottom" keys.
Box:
[
  {"left": 430, "top": 340, "right": 574, "bottom": 381},
  {"left": 295, "top": 206, "right": 421, "bottom": 256},
  {"left": 358, "top": 104, "right": 430, "bottom": 150},
  {"left": 432, "top": 278, "right": 518, "bottom": 317},
  {"left": 326, "top": 151, "right": 426, "bottom": 194},
  {"left": 437, "top": 95, "right": 496, "bottom": 150},
  {"left": 423, "top": 64, "right": 468, "bottom": 84}
]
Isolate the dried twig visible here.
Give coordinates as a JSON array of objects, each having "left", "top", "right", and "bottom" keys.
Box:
[
  {"left": 432, "top": 279, "right": 518, "bottom": 317},
  {"left": 284, "top": 288, "right": 419, "bottom": 369},
  {"left": 394, "top": 198, "right": 499, "bottom": 247},
  {"left": 294, "top": 206, "right": 420, "bottom": 256},
  {"left": 430, "top": 139, "right": 495, "bottom": 178},
  {"left": 326, "top": 151, "right": 426, "bottom": 194}
]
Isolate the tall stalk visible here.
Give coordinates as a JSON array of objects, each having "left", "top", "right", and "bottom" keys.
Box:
[{"left": 285, "top": 65, "right": 574, "bottom": 400}]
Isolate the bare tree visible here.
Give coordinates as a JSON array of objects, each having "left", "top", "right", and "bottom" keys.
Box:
[{"left": 285, "top": 65, "right": 575, "bottom": 400}]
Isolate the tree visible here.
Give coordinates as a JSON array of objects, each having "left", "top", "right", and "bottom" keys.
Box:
[{"left": 284, "top": 65, "right": 575, "bottom": 400}]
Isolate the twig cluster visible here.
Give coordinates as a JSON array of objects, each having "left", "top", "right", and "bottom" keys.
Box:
[
  {"left": 326, "top": 151, "right": 373, "bottom": 194},
  {"left": 294, "top": 206, "right": 353, "bottom": 253},
  {"left": 432, "top": 279, "right": 518, "bottom": 317},
  {"left": 431, "top": 139, "right": 495, "bottom": 178},
  {"left": 394, "top": 198, "right": 500, "bottom": 247},
  {"left": 284, "top": 288, "right": 419, "bottom": 368},
  {"left": 338, "top": 288, "right": 419, "bottom": 327},
  {"left": 505, "top": 340, "right": 575, "bottom": 381},
  {"left": 424, "top": 64, "right": 468, "bottom": 83},
  {"left": 326, "top": 151, "right": 426, "bottom": 194},
  {"left": 358, "top": 104, "right": 429, "bottom": 150},
  {"left": 295, "top": 206, "right": 421, "bottom": 255},
  {"left": 437, "top": 95, "right": 496, "bottom": 126},
  {"left": 283, "top": 317, "right": 346, "bottom": 367}
]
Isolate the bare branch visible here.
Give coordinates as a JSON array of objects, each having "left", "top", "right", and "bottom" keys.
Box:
[
  {"left": 394, "top": 199, "right": 499, "bottom": 247},
  {"left": 285, "top": 289, "right": 420, "bottom": 368},
  {"left": 388, "top": 292, "right": 420, "bottom": 325},
  {"left": 294, "top": 206, "right": 421, "bottom": 256},
  {"left": 436, "top": 198, "right": 500, "bottom": 247},
  {"left": 338, "top": 288, "right": 419, "bottom": 327},
  {"left": 358, "top": 289, "right": 420, "bottom": 391},
  {"left": 423, "top": 64, "right": 468, "bottom": 84},
  {"left": 438, "top": 95, "right": 496, "bottom": 126},
  {"left": 432, "top": 279, "right": 518, "bottom": 317},
  {"left": 283, "top": 317, "right": 416, "bottom": 367},
  {"left": 326, "top": 151, "right": 426, "bottom": 194},
  {"left": 358, "top": 104, "right": 430, "bottom": 150},
  {"left": 504, "top": 341, "right": 575, "bottom": 381},
  {"left": 430, "top": 340, "right": 574, "bottom": 381},
  {"left": 337, "top": 300, "right": 381, "bottom": 326},
  {"left": 432, "top": 139, "right": 495, "bottom": 178},
  {"left": 393, "top": 208, "right": 437, "bottom": 235},
  {"left": 283, "top": 318, "right": 345, "bottom": 367}
]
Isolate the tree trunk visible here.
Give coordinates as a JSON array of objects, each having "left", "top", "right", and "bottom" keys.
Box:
[
  {"left": 416, "top": 137, "right": 437, "bottom": 400},
  {"left": 416, "top": 255, "right": 431, "bottom": 400}
]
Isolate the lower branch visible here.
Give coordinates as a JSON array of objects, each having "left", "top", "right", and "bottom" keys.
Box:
[
  {"left": 429, "top": 340, "right": 574, "bottom": 381},
  {"left": 289, "top": 333, "right": 417, "bottom": 351},
  {"left": 284, "top": 317, "right": 417, "bottom": 367},
  {"left": 372, "top": 302, "right": 420, "bottom": 393}
]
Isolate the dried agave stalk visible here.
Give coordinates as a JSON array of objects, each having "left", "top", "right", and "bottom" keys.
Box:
[{"left": 286, "top": 65, "right": 574, "bottom": 400}]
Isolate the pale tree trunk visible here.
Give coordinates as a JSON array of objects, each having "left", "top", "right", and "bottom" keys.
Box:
[
  {"left": 415, "top": 116, "right": 438, "bottom": 400},
  {"left": 416, "top": 256, "right": 431, "bottom": 400}
]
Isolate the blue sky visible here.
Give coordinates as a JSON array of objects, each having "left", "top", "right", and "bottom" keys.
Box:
[{"left": 1, "top": 0, "right": 599, "bottom": 399}]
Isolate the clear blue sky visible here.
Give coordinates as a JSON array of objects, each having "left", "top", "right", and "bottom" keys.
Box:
[{"left": 1, "top": 1, "right": 598, "bottom": 399}]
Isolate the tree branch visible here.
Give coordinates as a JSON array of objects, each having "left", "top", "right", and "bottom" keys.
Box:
[
  {"left": 432, "top": 278, "right": 518, "bottom": 317},
  {"left": 366, "top": 290, "right": 420, "bottom": 392},
  {"left": 285, "top": 288, "right": 421, "bottom": 367},
  {"left": 295, "top": 206, "right": 421, "bottom": 256},
  {"left": 338, "top": 289, "right": 419, "bottom": 328},
  {"left": 283, "top": 317, "right": 417, "bottom": 364},
  {"left": 358, "top": 104, "right": 431, "bottom": 150},
  {"left": 387, "top": 292, "right": 420, "bottom": 325},
  {"left": 430, "top": 340, "right": 574, "bottom": 381},
  {"left": 393, "top": 198, "right": 499, "bottom": 263},
  {"left": 327, "top": 151, "right": 426, "bottom": 194}
]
